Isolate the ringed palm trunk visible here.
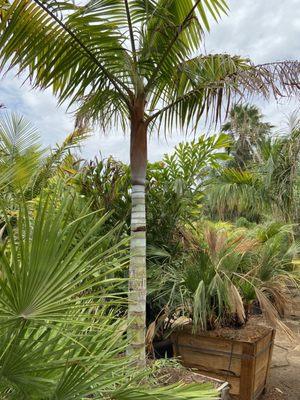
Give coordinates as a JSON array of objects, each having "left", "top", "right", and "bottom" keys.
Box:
[{"left": 127, "top": 99, "right": 147, "bottom": 364}]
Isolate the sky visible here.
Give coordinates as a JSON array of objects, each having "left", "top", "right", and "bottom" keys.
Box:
[{"left": 0, "top": 0, "right": 299, "bottom": 162}]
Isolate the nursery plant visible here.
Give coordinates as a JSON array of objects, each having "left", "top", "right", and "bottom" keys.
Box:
[
  {"left": 149, "top": 221, "right": 299, "bottom": 337},
  {"left": 1, "top": 0, "right": 299, "bottom": 362},
  {"left": 0, "top": 190, "right": 219, "bottom": 399}
]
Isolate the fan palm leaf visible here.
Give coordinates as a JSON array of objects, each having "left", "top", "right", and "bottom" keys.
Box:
[{"left": 0, "top": 190, "right": 219, "bottom": 399}]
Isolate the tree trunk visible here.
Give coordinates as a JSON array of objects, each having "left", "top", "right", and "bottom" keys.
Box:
[{"left": 127, "top": 99, "right": 147, "bottom": 365}]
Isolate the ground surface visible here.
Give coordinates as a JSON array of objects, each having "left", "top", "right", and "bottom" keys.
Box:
[{"left": 261, "top": 319, "right": 300, "bottom": 400}]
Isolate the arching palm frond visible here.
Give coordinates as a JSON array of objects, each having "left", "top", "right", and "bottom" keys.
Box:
[
  {"left": 206, "top": 168, "right": 267, "bottom": 220},
  {"left": 148, "top": 55, "right": 300, "bottom": 131},
  {"left": 2, "top": 1, "right": 297, "bottom": 132}
]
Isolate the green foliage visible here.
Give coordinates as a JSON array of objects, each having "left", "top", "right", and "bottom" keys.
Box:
[
  {"left": 0, "top": 191, "right": 218, "bottom": 399},
  {"left": 0, "top": 112, "right": 43, "bottom": 190},
  {"left": 73, "top": 156, "right": 131, "bottom": 232},
  {"left": 0, "top": 112, "right": 89, "bottom": 201},
  {"left": 222, "top": 104, "right": 273, "bottom": 168},
  {"left": 150, "top": 220, "right": 299, "bottom": 332},
  {"left": 147, "top": 134, "right": 230, "bottom": 255},
  {"left": 1, "top": 1, "right": 297, "bottom": 134}
]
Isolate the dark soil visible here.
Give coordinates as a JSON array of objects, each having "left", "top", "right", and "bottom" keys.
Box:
[{"left": 183, "top": 316, "right": 272, "bottom": 342}]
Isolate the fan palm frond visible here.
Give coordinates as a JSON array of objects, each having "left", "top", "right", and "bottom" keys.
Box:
[{"left": 0, "top": 112, "right": 43, "bottom": 190}]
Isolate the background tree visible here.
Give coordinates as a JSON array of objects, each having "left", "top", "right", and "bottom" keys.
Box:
[
  {"left": 0, "top": 0, "right": 299, "bottom": 363},
  {"left": 207, "top": 111, "right": 300, "bottom": 224},
  {"left": 222, "top": 104, "right": 273, "bottom": 169}
]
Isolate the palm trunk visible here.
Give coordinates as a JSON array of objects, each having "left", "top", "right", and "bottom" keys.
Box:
[{"left": 127, "top": 98, "right": 147, "bottom": 364}]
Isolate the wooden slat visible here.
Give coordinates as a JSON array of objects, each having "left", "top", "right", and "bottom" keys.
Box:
[
  {"left": 172, "top": 328, "right": 274, "bottom": 400},
  {"left": 175, "top": 332, "right": 243, "bottom": 355},
  {"left": 187, "top": 369, "right": 241, "bottom": 396},
  {"left": 238, "top": 341, "right": 256, "bottom": 400},
  {"left": 177, "top": 345, "right": 241, "bottom": 376}
]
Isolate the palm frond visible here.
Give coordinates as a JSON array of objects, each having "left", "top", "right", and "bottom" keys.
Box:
[{"left": 0, "top": 112, "right": 43, "bottom": 190}]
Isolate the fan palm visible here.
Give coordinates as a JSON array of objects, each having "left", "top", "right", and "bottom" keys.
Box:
[
  {"left": 0, "top": 112, "right": 89, "bottom": 199},
  {"left": 0, "top": 0, "right": 299, "bottom": 362},
  {"left": 0, "top": 112, "right": 43, "bottom": 190},
  {"left": 222, "top": 104, "right": 273, "bottom": 169},
  {"left": 0, "top": 191, "right": 220, "bottom": 399},
  {"left": 151, "top": 221, "right": 299, "bottom": 337}
]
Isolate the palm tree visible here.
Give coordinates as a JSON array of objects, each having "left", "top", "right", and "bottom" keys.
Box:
[
  {"left": 207, "top": 113, "right": 300, "bottom": 223},
  {"left": 222, "top": 104, "right": 273, "bottom": 168},
  {"left": 0, "top": 111, "right": 88, "bottom": 198},
  {"left": 0, "top": 0, "right": 299, "bottom": 363}
]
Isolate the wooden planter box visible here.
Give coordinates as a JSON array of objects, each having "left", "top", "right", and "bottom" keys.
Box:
[{"left": 171, "top": 326, "right": 275, "bottom": 400}]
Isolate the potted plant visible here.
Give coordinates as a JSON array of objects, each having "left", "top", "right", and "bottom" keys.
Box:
[{"left": 150, "top": 222, "right": 299, "bottom": 399}]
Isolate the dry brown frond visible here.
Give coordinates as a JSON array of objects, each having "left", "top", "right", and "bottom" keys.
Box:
[
  {"left": 146, "top": 321, "right": 156, "bottom": 356},
  {"left": 228, "top": 283, "right": 246, "bottom": 323},
  {"left": 263, "top": 281, "right": 293, "bottom": 317},
  {"left": 227, "top": 61, "right": 300, "bottom": 101},
  {"left": 234, "top": 237, "right": 260, "bottom": 254},
  {"left": 255, "top": 288, "right": 295, "bottom": 340},
  {"left": 204, "top": 226, "right": 227, "bottom": 258},
  {"left": 171, "top": 316, "right": 191, "bottom": 329}
]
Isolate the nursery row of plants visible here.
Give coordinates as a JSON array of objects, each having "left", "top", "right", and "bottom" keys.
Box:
[{"left": 0, "top": 105, "right": 299, "bottom": 397}]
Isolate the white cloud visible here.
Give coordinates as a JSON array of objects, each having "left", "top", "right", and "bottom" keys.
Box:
[{"left": 0, "top": 0, "right": 299, "bottom": 162}]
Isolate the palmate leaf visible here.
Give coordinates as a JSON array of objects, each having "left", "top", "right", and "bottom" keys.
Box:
[
  {"left": 0, "top": 190, "right": 128, "bottom": 325},
  {"left": 0, "top": 112, "right": 43, "bottom": 190},
  {"left": 0, "top": 191, "right": 219, "bottom": 399}
]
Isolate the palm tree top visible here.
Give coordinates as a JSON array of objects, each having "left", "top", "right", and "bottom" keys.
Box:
[{"left": 0, "top": 0, "right": 299, "bottom": 132}]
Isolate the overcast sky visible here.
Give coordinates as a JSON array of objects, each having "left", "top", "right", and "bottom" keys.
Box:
[{"left": 0, "top": 0, "right": 299, "bottom": 162}]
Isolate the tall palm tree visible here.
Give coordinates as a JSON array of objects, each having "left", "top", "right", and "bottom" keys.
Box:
[
  {"left": 222, "top": 104, "right": 273, "bottom": 168},
  {"left": 0, "top": 0, "right": 299, "bottom": 363}
]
